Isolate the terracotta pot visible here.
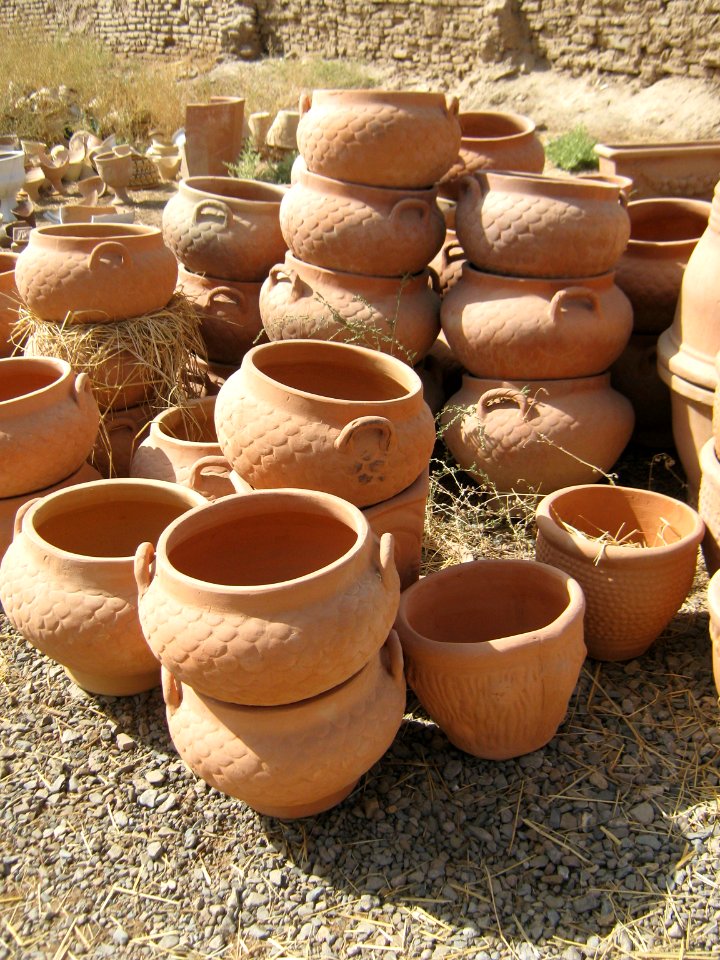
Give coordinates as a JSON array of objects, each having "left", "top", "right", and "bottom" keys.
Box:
[
  {"left": 91, "top": 402, "right": 153, "bottom": 478},
  {"left": 699, "top": 438, "right": 720, "bottom": 577},
  {"left": 455, "top": 171, "right": 630, "bottom": 278},
  {"left": 162, "top": 177, "right": 286, "bottom": 281},
  {"left": 428, "top": 230, "right": 465, "bottom": 298},
  {"left": 706, "top": 570, "right": 720, "bottom": 697},
  {"left": 441, "top": 372, "right": 634, "bottom": 494},
  {"left": 215, "top": 340, "right": 436, "bottom": 507},
  {"left": 0, "top": 356, "right": 100, "bottom": 497},
  {"left": 0, "top": 479, "right": 206, "bottom": 695},
  {"left": 183, "top": 96, "right": 245, "bottom": 178},
  {"left": 15, "top": 223, "right": 178, "bottom": 322},
  {"left": 575, "top": 172, "right": 635, "bottom": 199},
  {"left": 535, "top": 484, "right": 703, "bottom": 660},
  {"left": 614, "top": 198, "right": 710, "bottom": 335},
  {"left": 297, "top": 89, "right": 461, "bottom": 189},
  {"left": 135, "top": 488, "right": 400, "bottom": 705},
  {"left": 610, "top": 334, "right": 672, "bottom": 448},
  {"left": 259, "top": 255, "right": 440, "bottom": 365},
  {"left": 0, "top": 251, "right": 19, "bottom": 357},
  {"left": 395, "top": 559, "right": 585, "bottom": 759},
  {"left": 161, "top": 631, "right": 406, "bottom": 818},
  {"left": 594, "top": 140, "right": 720, "bottom": 201},
  {"left": 59, "top": 204, "right": 118, "bottom": 224},
  {"left": 94, "top": 149, "right": 132, "bottom": 204},
  {"left": 441, "top": 266, "right": 632, "bottom": 379},
  {"left": 280, "top": 164, "right": 445, "bottom": 277}
]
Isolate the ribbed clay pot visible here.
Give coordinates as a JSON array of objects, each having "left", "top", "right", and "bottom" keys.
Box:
[
  {"left": 0, "top": 252, "right": 19, "bottom": 357},
  {"left": 441, "top": 373, "right": 634, "bottom": 494},
  {"left": 535, "top": 484, "right": 703, "bottom": 661},
  {"left": 0, "top": 356, "right": 100, "bottom": 497},
  {"left": 428, "top": 230, "right": 466, "bottom": 298},
  {"left": 296, "top": 89, "right": 461, "bottom": 189},
  {"left": 456, "top": 171, "right": 630, "bottom": 278},
  {"left": 162, "top": 177, "right": 286, "bottom": 281},
  {"left": 215, "top": 340, "right": 436, "bottom": 507},
  {"left": 395, "top": 559, "right": 585, "bottom": 759},
  {"left": 280, "top": 164, "right": 445, "bottom": 277},
  {"left": 706, "top": 570, "right": 720, "bottom": 697},
  {"left": 162, "top": 631, "right": 406, "bottom": 818},
  {"left": 14, "top": 224, "right": 178, "bottom": 322},
  {"left": 135, "top": 489, "right": 400, "bottom": 705},
  {"left": 699, "top": 438, "right": 720, "bottom": 576},
  {"left": 0, "top": 479, "right": 206, "bottom": 695},
  {"left": 259, "top": 255, "right": 440, "bottom": 365},
  {"left": 441, "top": 266, "right": 632, "bottom": 379}
]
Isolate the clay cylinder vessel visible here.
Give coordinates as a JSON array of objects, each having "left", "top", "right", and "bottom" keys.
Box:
[
  {"left": 215, "top": 340, "right": 436, "bottom": 507},
  {"left": 0, "top": 252, "right": 19, "bottom": 357},
  {"left": 161, "top": 631, "right": 406, "bottom": 818},
  {"left": 162, "top": 177, "right": 287, "bottom": 281},
  {"left": 280, "top": 164, "right": 445, "bottom": 277},
  {"left": 456, "top": 171, "right": 630, "bottom": 278},
  {"left": 0, "top": 479, "right": 206, "bottom": 695},
  {"left": 135, "top": 489, "right": 400, "bottom": 704},
  {"left": 441, "top": 266, "right": 632, "bottom": 379},
  {"left": 14, "top": 224, "right": 178, "bottom": 322},
  {"left": 0, "top": 356, "right": 100, "bottom": 497},
  {"left": 395, "top": 559, "right": 586, "bottom": 759},
  {"left": 297, "top": 89, "right": 461, "bottom": 189},
  {"left": 441, "top": 373, "right": 634, "bottom": 494},
  {"left": 698, "top": 438, "right": 720, "bottom": 577},
  {"left": 707, "top": 570, "right": 720, "bottom": 699},
  {"left": 259, "top": 255, "right": 440, "bottom": 365},
  {"left": 535, "top": 484, "right": 703, "bottom": 661}
]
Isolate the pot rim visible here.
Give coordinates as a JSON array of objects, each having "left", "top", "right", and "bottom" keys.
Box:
[
  {"left": 24, "top": 222, "right": 164, "bottom": 250},
  {"left": 458, "top": 261, "right": 617, "bottom": 290},
  {"left": 179, "top": 176, "right": 286, "bottom": 208},
  {"left": 307, "top": 89, "right": 452, "bottom": 109},
  {"left": 0, "top": 252, "right": 18, "bottom": 277},
  {"left": 458, "top": 109, "right": 536, "bottom": 142},
  {"left": 279, "top": 252, "right": 432, "bottom": 292},
  {"left": 0, "top": 355, "right": 70, "bottom": 409},
  {"left": 177, "top": 264, "right": 263, "bottom": 293},
  {"left": 152, "top": 396, "right": 218, "bottom": 449},
  {"left": 291, "top": 162, "right": 439, "bottom": 201},
  {"left": 459, "top": 370, "right": 612, "bottom": 392},
  {"left": 625, "top": 197, "right": 711, "bottom": 248},
  {"left": 476, "top": 169, "right": 621, "bottom": 202}
]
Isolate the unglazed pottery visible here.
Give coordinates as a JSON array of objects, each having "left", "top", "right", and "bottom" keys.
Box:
[
  {"left": 441, "top": 266, "right": 632, "bottom": 379},
  {"left": 0, "top": 252, "right": 19, "bottom": 357},
  {"left": 395, "top": 559, "right": 585, "bottom": 759},
  {"left": 428, "top": 230, "right": 466, "bottom": 298},
  {"left": 162, "top": 177, "right": 286, "bottom": 281},
  {"left": 215, "top": 340, "right": 436, "bottom": 507},
  {"left": 162, "top": 631, "right": 406, "bottom": 818},
  {"left": 456, "top": 171, "right": 630, "bottom": 278},
  {"left": 135, "top": 489, "right": 400, "bottom": 705},
  {"left": 0, "top": 479, "right": 206, "bottom": 695},
  {"left": 0, "top": 356, "right": 100, "bottom": 497},
  {"left": 91, "top": 402, "right": 154, "bottom": 478},
  {"left": 536, "top": 484, "right": 703, "bottom": 660},
  {"left": 610, "top": 334, "right": 672, "bottom": 448},
  {"left": 0, "top": 150, "right": 25, "bottom": 225},
  {"left": 707, "top": 570, "right": 720, "bottom": 697},
  {"left": 441, "top": 373, "right": 634, "bottom": 494},
  {"left": 595, "top": 140, "right": 720, "bottom": 200},
  {"left": 14, "top": 223, "right": 178, "bottom": 322},
  {"left": 59, "top": 204, "right": 119, "bottom": 224},
  {"left": 297, "top": 89, "right": 461, "bottom": 188},
  {"left": 184, "top": 96, "right": 245, "bottom": 177},
  {"left": 93, "top": 148, "right": 133, "bottom": 204},
  {"left": 259, "top": 255, "right": 440, "bottom": 365},
  {"left": 699, "top": 438, "right": 720, "bottom": 577}
]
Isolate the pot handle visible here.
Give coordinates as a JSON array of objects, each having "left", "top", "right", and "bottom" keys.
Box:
[
  {"left": 191, "top": 199, "right": 232, "bottom": 228},
  {"left": 390, "top": 198, "right": 430, "bottom": 225},
  {"left": 549, "top": 286, "right": 603, "bottom": 323},
  {"left": 382, "top": 629, "right": 405, "bottom": 681},
  {"left": 446, "top": 95, "right": 460, "bottom": 117},
  {"left": 458, "top": 175, "right": 482, "bottom": 202},
  {"left": 72, "top": 372, "right": 94, "bottom": 405},
  {"left": 13, "top": 497, "right": 40, "bottom": 538},
  {"left": 88, "top": 241, "right": 130, "bottom": 270},
  {"left": 207, "top": 286, "right": 246, "bottom": 311},
  {"left": 134, "top": 541, "right": 155, "bottom": 597},
  {"left": 427, "top": 265, "right": 442, "bottom": 295},
  {"left": 476, "top": 387, "right": 533, "bottom": 422},
  {"left": 267, "top": 265, "right": 306, "bottom": 303},
  {"left": 298, "top": 92, "right": 312, "bottom": 116},
  {"left": 334, "top": 416, "right": 397, "bottom": 454},
  {"left": 162, "top": 667, "right": 183, "bottom": 711},
  {"left": 374, "top": 531, "right": 397, "bottom": 588},
  {"left": 440, "top": 241, "right": 465, "bottom": 270}
]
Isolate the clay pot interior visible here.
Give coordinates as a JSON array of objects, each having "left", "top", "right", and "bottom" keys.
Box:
[
  {"left": 628, "top": 201, "right": 709, "bottom": 243},
  {"left": 1, "top": 359, "right": 62, "bottom": 402},
  {"left": 157, "top": 401, "right": 217, "bottom": 445},
  {"left": 182, "top": 177, "right": 285, "bottom": 204},
  {"left": 459, "top": 112, "right": 534, "bottom": 139}
]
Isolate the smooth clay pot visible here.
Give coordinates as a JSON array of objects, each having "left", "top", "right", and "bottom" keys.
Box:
[
  {"left": 441, "top": 373, "right": 634, "bottom": 494},
  {"left": 536, "top": 484, "right": 703, "bottom": 661},
  {"left": 0, "top": 251, "right": 19, "bottom": 357},
  {"left": 0, "top": 479, "right": 206, "bottom": 695},
  {"left": 441, "top": 266, "right": 632, "bottom": 379},
  {"left": 215, "top": 340, "right": 436, "bottom": 507},
  {"left": 161, "top": 631, "right": 406, "bottom": 819},
  {"left": 707, "top": 570, "right": 720, "bottom": 698},
  {"left": 395, "top": 559, "right": 586, "bottom": 759},
  {"left": 134, "top": 489, "right": 400, "bottom": 704},
  {"left": 699, "top": 437, "right": 720, "bottom": 576}
]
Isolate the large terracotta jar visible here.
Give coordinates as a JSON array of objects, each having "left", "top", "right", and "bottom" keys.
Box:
[
  {"left": 0, "top": 252, "right": 19, "bottom": 357},
  {"left": 14, "top": 224, "right": 178, "bottom": 322},
  {"left": 535, "top": 484, "right": 703, "bottom": 661},
  {"left": 259, "top": 255, "right": 440, "bottom": 365},
  {"left": 162, "top": 631, "right": 406, "bottom": 819},
  {"left": 0, "top": 479, "right": 206, "bottom": 695},
  {"left": 280, "top": 163, "right": 445, "bottom": 277},
  {"left": 707, "top": 570, "right": 720, "bottom": 698},
  {"left": 0, "top": 356, "right": 100, "bottom": 497},
  {"left": 441, "top": 373, "right": 634, "bottom": 494},
  {"left": 395, "top": 559, "right": 585, "bottom": 759},
  {"left": 215, "top": 340, "right": 436, "bottom": 507},
  {"left": 134, "top": 489, "right": 400, "bottom": 705},
  {"left": 441, "top": 266, "right": 632, "bottom": 379},
  {"left": 455, "top": 171, "right": 630, "bottom": 278},
  {"left": 296, "top": 89, "right": 461, "bottom": 188},
  {"left": 162, "top": 177, "right": 287, "bottom": 281}
]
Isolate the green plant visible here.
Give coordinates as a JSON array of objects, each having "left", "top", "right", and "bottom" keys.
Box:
[
  {"left": 545, "top": 124, "right": 598, "bottom": 172},
  {"left": 227, "top": 143, "right": 297, "bottom": 184}
]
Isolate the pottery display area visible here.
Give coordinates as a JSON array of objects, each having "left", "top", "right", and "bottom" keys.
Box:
[{"left": 2, "top": 90, "right": 720, "bottom": 959}]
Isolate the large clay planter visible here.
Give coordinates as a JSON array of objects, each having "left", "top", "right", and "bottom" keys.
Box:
[
  {"left": 259, "top": 255, "right": 440, "bottom": 365},
  {"left": 215, "top": 340, "right": 436, "bottom": 507},
  {"left": 134, "top": 489, "right": 400, "bottom": 705},
  {"left": 594, "top": 141, "right": 720, "bottom": 200},
  {"left": 441, "top": 372, "right": 634, "bottom": 494},
  {"left": 395, "top": 559, "right": 585, "bottom": 759},
  {"left": 535, "top": 484, "right": 703, "bottom": 661},
  {"left": 0, "top": 479, "right": 206, "bottom": 695},
  {"left": 279, "top": 164, "right": 445, "bottom": 277},
  {"left": 162, "top": 177, "right": 287, "bottom": 281},
  {"left": 441, "top": 266, "right": 632, "bottom": 379},
  {"left": 0, "top": 356, "right": 100, "bottom": 497},
  {"left": 699, "top": 438, "right": 720, "bottom": 576},
  {"left": 611, "top": 334, "right": 672, "bottom": 448},
  {"left": 456, "top": 171, "right": 630, "bottom": 278},
  {"left": 706, "top": 570, "right": 720, "bottom": 697},
  {"left": 0, "top": 252, "right": 19, "bottom": 357},
  {"left": 296, "top": 89, "right": 461, "bottom": 189},
  {"left": 14, "top": 223, "right": 178, "bottom": 322},
  {"left": 161, "top": 631, "right": 406, "bottom": 818}
]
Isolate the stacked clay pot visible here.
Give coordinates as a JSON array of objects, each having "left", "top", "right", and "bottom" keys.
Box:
[
  {"left": 698, "top": 354, "right": 720, "bottom": 575},
  {"left": 440, "top": 171, "right": 634, "bottom": 493}
]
